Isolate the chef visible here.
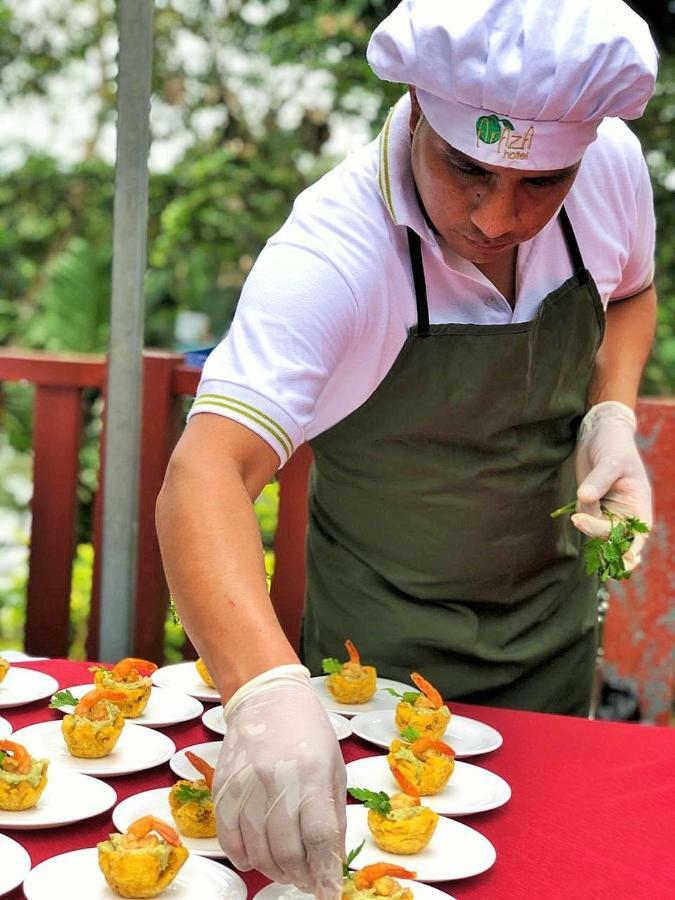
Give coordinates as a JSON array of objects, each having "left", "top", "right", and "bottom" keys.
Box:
[{"left": 156, "top": 0, "right": 658, "bottom": 895}]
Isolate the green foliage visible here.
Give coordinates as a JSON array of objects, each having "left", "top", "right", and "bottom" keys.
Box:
[
  {"left": 49, "top": 689, "right": 78, "bottom": 709},
  {"left": 343, "top": 840, "right": 365, "bottom": 877},
  {"left": 174, "top": 783, "right": 211, "bottom": 804},
  {"left": 400, "top": 726, "right": 420, "bottom": 743},
  {"left": 348, "top": 787, "right": 392, "bottom": 815},
  {"left": 322, "top": 657, "right": 343, "bottom": 675},
  {"left": 385, "top": 687, "right": 421, "bottom": 705}
]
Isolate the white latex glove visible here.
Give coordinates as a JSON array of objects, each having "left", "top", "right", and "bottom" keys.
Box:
[
  {"left": 573, "top": 401, "right": 652, "bottom": 572},
  {"left": 213, "top": 664, "right": 346, "bottom": 898}
]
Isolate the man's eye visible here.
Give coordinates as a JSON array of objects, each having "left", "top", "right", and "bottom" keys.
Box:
[
  {"left": 526, "top": 175, "right": 569, "bottom": 188},
  {"left": 451, "top": 163, "right": 487, "bottom": 178}
]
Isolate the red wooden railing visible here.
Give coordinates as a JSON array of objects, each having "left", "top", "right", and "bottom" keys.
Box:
[{"left": 0, "top": 348, "right": 672, "bottom": 723}]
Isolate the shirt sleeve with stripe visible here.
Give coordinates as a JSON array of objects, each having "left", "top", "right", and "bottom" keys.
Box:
[{"left": 188, "top": 242, "right": 361, "bottom": 467}]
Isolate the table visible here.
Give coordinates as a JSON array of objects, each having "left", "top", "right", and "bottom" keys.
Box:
[{"left": 2, "top": 659, "right": 675, "bottom": 899}]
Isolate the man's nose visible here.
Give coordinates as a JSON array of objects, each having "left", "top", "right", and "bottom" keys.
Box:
[{"left": 470, "top": 185, "right": 518, "bottom": 240}]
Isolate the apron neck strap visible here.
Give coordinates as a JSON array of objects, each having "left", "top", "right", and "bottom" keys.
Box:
[
  {"left": 558, "top": 205, "right": 586, "bottom": 275},
  {"left": 406, "top": 204, "right": 587, "bottom": 336},
  {"left": 407, "top": 227, "right": 430, "bottom": 337}
]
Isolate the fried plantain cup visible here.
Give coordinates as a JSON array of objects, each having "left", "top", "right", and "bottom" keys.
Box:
[
  {"left": 367, "top": 804, "right": 439, "bottom": 855},
  {"left": 386, "top": 739, "right": 455, "bottom": 796},
  {"left": 62, "top": 707, "right": 125, "bottom": 758},
  {"left": 98, "top": 840, "right": 189, "bottom": 898},
  {"left": 325, "top": 640, "right": 377, "bottom": 704},
  {"left": 343, "top": 864, "right": 416, "bottom": 900},
  {"left": 0, "top": 741, "right": 49, "bottom": 811},
  {"left": 0, "top": 656, "right": 9, "bottom": 684},
  {"left": 98, "top": 818, "right": 188, "bottom": 899},
  {"left": 93, "top": 668, "right": 152, "bottom": 718},
  {"left": 168, "top": 779, "right": 216, "bottom": 838}
]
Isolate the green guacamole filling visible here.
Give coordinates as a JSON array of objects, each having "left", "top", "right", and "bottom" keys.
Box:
[
  {"left": 0, "top": 759, "right": 47, "bottom": 788},
  {"left": 100, "top": 834, "right": 172, "bottom": 872}
]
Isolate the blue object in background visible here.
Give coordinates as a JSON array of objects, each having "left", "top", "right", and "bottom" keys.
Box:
[{"left": 183, "top": 346, "right": 217, "bottom": 369}]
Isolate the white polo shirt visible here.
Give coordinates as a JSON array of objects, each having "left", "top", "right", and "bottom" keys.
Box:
[{"left": 189, "top": 93, "right": 655, "bottom": 466}]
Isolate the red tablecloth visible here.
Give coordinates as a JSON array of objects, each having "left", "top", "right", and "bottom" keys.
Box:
[{"left": 2, "top": 659, "right": 674, "bottom": 899}]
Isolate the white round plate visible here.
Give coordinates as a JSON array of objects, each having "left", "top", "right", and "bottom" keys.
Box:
[
  {"left": 350, "top": 710, "right": 503, "bottom": 759},
  {"left": 0, "top": 714, "right": 12, "bottom": 738},
  {"left": 0, "top": 668, "right": 59, "bottom": 709},
  {"left": 202, "top": 705, "right": 227, "bottom": 736},
  {"left": 0, "top": 651, "right": 49, "bottom": 662},
  {"left": 22, "top": 848, "right": 246, "bottom": 900},
  {"left": 346, "top": 755, "right": 510, "bottom": 817},
  {"left": 345, "top": 804, "right": 495, "bottom": 882},
  {"left": 171, "top": 740, "right": 222, "bottom": 780},
  {"left": 113, "top": 787, "right": 225, "bottom": 859},
  {"left": 11, "top": 720, "right": 175, "bottom": 777},
  {"left": 152, "top": 662, "right": 220, "bottom": 702},
  {"left": 310, "top": 676, "right": 416, "bottom": 717},
  {"left": 328, "top": 711, "right": 353, "bottom": 740},
  {"left": 201, "top": 706, "right": 353, "bottom": 741},
  {"left": 254, "top": 880, "right": 458, "bottom": 900},
  {"left": 0, "top": 766, "right": 117, "bottom": 830},
  {"left": 0, "top": 833, "right": 31, "bottom": 896},
  {"left": 53, "top": 683, "right": 204, "bottom": 728}
]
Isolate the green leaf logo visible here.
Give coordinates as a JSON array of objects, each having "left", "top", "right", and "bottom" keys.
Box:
[{"left": 476, "top": 114, "right": 514, "bottom": 145}]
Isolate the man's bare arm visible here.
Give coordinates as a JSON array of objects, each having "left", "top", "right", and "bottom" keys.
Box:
[
  {"left": 588, "top": 283, "right": 657, "bottom": 410},
  {"left": 155, "top": 414, "right": 299, "bottom": 701}
]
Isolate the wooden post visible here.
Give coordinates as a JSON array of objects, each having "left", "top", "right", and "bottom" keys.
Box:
[{"left": 25, "top": 387, "right": 83, "bottom": 657}]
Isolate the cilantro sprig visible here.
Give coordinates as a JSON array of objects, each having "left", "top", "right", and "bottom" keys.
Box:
[
  {"left": 49, "top": 689, "right": 79, "bottom": 709},
  {"left": 551, "top": 502, "right": 649, "bottom": 582},
  {"left": 342, "top": 840, "right": 365, "bottom": 877},
  {"left": 0, "top": 750, "right": 6, "bottom": 768},
  {"left": 384, "top": 687, "right": 421, "bottom": 705},
  {"left": 175, "top": 783, "right": 211, "bottom": 804},
  {"left": 400, "top": 726, "right": 421, "bottom": 743},
  {"left": 348, "top": 787, "right": 391, "bottom": 815},
  {"left": 322, "top": 658, "right": 343, "bottom": 675}
]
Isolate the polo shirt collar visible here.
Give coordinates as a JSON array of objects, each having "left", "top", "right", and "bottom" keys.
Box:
[{"left": 377, "top": 93, "right": 439, "bottom": 248}]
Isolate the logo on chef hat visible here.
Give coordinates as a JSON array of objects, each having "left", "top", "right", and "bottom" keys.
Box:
[{"left": 476, "top": 114, "right": 535, "bottom": 161}]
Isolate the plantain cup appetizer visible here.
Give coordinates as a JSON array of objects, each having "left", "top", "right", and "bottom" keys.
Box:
[
  {"left": 194, "top": 657, "right": 216, "bottom": 690},
  {"left": 387, "top": 728, "right": 455, "bottom": 796},
  {"left": 323, "top": 640, "right": 377, "bottom": 705},
  {"left": 0, "top": 740, "right": 49, "bottom": 811},
  {"left": 98, "top": 815, "right": 189, "bottom": 898},
  {"left": 0, "top": 655, "right": 9, "bottom": 684},
  {"left": 343, "top": 863, "right": 416, "bottom": 900},
  {"left": 92, "top": 658, "right": 158, "bottom": 718},
  {"left": 51, "top": 688, "right": 127, "bottom": 758},
  {"left": 349, "top": 769, "right": 439, "bottom": 855},
  {"left": 389, "top": 673, "right": 450, "bottom": 741},
  {"left": 168, "top": 751, "right": 216, "bottom": 838}
]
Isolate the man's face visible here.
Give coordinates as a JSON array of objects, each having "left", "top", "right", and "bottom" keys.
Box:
[{"left": 408, "top": 88, "right": 580, "bottom": 266}]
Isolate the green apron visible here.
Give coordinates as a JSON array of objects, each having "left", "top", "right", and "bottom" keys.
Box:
[{"left": 303, "top": 207, "right": 605, "bottom": 715}]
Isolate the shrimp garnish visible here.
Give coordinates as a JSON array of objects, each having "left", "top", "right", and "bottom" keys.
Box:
[
  {"left": 121, "top": 815, "right": 181, "bottom": 848},
  {"left": 0, "top": 740, "right": 31, "bottom": 775},
  {"left": 74, "top": 689, "right": 128, "bottom": 721},
  {"left": 184, "top": 751, "right": 214, "bottom": 789},
  {"left": 345, "top": 640, "right": 361, "bottom": 666},
  {"left": 353, "top": 864, "right": 416, "bottom": 890},
  {"left": 410, "top": 737, "right": 455, "bottom": 758},
  {"left": 391, "top": 767, "right": 420, "bottom": 801},
  {"left": 410, "top": 673, "right": 443, "bottom": 710},
  {"left": 110, "top": 658, "right": 158, "bottom": 680}
]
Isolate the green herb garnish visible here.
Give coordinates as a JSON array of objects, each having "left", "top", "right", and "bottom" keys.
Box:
[
  {"left": 322, "top": 658, "right": 343, "bottom": 675},
  {"left": 49, "top": 689, "right": 79, "bottom": 709},
  {"left": 342, "top": 840, "right": 365, "bottom": 877},
  {"left": 0, "top": 750, "right": 6, "bottom": 767},
  {"left": 384, "top": 687, "right": 421, "bottom": 705},
  {"left": 348, "top": 787, "right": 391, "bottom": 815},
  {"left": 175, "top": 783, "right": 211, "bottom": 804},
  {"left": 551, "top": 502, "right": 649, "bottom": 582},
  {"left": 400, "top": 726, "right": 421, "bottom": 743}
]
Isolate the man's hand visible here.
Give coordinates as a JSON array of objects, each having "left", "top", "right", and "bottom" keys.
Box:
[
  {"left": 213, "top": 665, "right": 346, "bottom": 899},
  {"left": 573, "top": 401, "right": 652, "bottom": 571}
]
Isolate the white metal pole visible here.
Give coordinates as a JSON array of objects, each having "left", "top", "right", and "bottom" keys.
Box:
[{"left": 99, "top": 0, "right": 154, "bottom": 660}]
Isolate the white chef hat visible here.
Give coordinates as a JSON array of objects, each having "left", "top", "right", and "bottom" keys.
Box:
[{"left": 367, "top": 0, "right": 658, "bottom": 170}]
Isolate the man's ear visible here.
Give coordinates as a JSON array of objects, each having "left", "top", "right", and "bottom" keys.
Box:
[{"left": 408, "top": 85, "right": 422, "bottom": 134}]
